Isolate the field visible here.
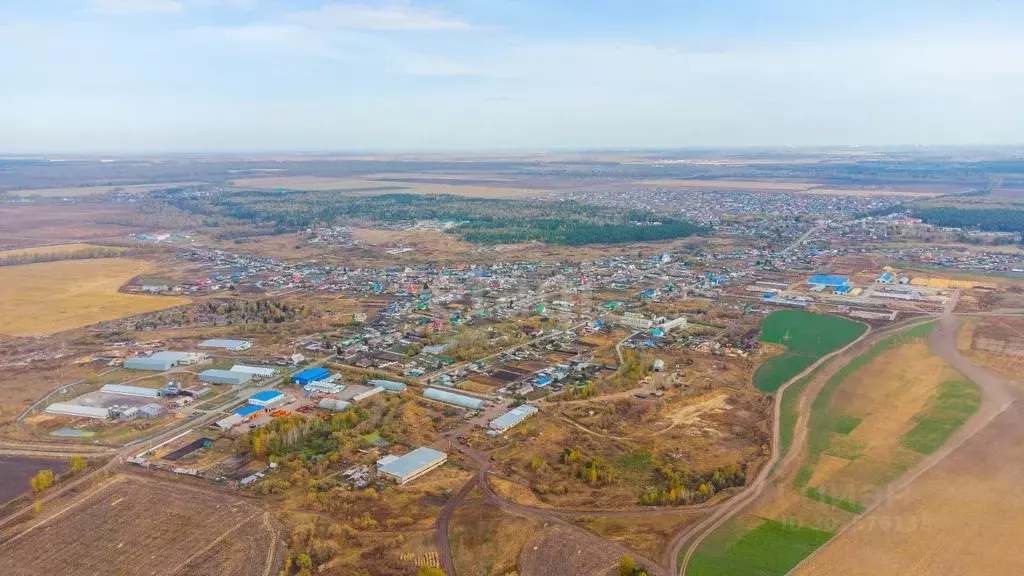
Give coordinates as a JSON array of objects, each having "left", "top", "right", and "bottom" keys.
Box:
[
  {"left": 795, "top": 395, "right": 1024, "bottom": 576},
  {"left": 0, "top": 243, "right": 122, "bottom": 258},
  {"left": 688, "top": 322, "right": 979, "bottom": 576},
  {"left": 688, "top": 517, "right": 833, "bottom": 576},
  {"left": 753, "top": 311, "right": 867, "bottom": 392},
  {"left": 0, "top": 457, "right": 70, "bottom": 504},
  {"left": 0, "top": 258, "right": 191, "bottom": 336},
  {"left": 0, "top": 473, "right": 281, "bottom": 576},
  {"left": 4, "top": 182, "right": 197, "bottom": 197}
]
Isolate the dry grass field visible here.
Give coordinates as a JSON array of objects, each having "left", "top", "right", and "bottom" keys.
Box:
[
  {"left": 4, "top": 182, "right": 197, "bottom": 197},
  {"left": 449, "top": 493, "right": 542, "bottom": 576},
  {"left": 520, "top": 523, "right": 667, "bottom": 576},
  {"left": 0, "top": 258, "right": 191, "bottom": 336},
  {"left": 0, "top": 202, "right": 145, "bottom": 249},
  {"left": 0, "top": 474, "right": 281, "bottom": 576},
  {"left": 0, "top": 243, "right": 125, "bottom": 258}
]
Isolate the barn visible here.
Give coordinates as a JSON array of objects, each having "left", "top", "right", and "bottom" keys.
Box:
[
  {"left": 377, "top": 447, "right": 447, "bottom": 484},
  {"left": 199, "top": 369, "right": 253, "bottom": 386}
]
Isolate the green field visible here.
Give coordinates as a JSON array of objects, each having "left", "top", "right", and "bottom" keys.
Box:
[
  {"left": 900, "top": 377, "right": 981, "bottom": 454},
  {"left": 687, "top": 518, "right": 833, "bottom": 576},
  {"left": 753, "top": 311, "right": 867, "bottom": 392}
]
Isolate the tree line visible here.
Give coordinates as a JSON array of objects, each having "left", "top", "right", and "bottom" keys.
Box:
[{"left": 0, "top": 245, "right": 171, "bottom": 267}]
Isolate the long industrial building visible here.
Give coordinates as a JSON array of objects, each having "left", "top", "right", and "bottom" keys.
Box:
[
  {"left": 45, "top": 403, "right": 110, "bottom": 419},
  {"left": 367, "top": 379, "right": 408, "bottom": 393},
  {"left": 100, "top": 384, "right": 160, "bottom": 398},
  {"left": 377, "top": 447, "right": 447, "bottom": 484},
  {"left": 293, "top": 367, "right": 330, "bottom": 386},
  {"left": 231, "top": 364, "right": 277, "bottom": 377},
  {"left": 489, "top": 404, "right": 538, "bottom": 432},
  {"left": 123, "top": 351, "right": 192, "bottom": 371},
  {"left": 248, "top": 390, "right": 285, "bottom": 408},
  {"left": 199, "top": 339, "right": 253, "bottom": 351},
  {"left": 200, "top": 369, "right": 253, "bottom": 386},
  {"left": 319, "top": 398, "right": 352, "bottom": 412},
  {"left": 422, "top": 388, "right": 486, "bottom": 410}
]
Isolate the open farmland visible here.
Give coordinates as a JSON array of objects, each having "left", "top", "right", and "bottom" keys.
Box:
[
  {"left": 4, "top": 182, "right": 198, "bottom": 197},
  {"left": 0, "top": 258, "right": 190, "bottom": 336},
  {"left": 0, "top": 457, "right": 70, "bottom": 504},
  {"left": 0, "top": 243, "right": 121, "bottom": 258},
  {"left": 687, "top": 322, "right": 979, "bottom": 576},
  {"left": 0, "top": 474, "right": 281, "bottom": 576},
  {"left": 753, "top": 311, "right": 867, "bottom": 392}
]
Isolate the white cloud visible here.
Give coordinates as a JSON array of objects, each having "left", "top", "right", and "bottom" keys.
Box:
[
  {"left": 289, "top": 1, "right": 471, "bottom": 31},
  {"left": 91, "top": 0, "right": 185, "bottom": 14}
]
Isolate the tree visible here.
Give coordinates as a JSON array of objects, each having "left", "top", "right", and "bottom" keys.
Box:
[
  {"left": 33, "top": 500, "right": 42, "bottom": 514},
  {"left": 619, "top": 555, "right": 637, "bottom": 576},
  {"left": 30, "top": 469, "right": 54, "bottom": 492},
  {"left": 70, "top": 455, "right": 87, "bottom": 474},
  {"left": 417, "top": 568, "right": 445, "bottom": 576},
  {"left": 295, "top": 553, "right": 312, "bottom": 570}
]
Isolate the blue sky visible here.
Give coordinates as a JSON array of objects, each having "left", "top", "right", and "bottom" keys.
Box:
[{"left": 3, "top": 0, "right": 1024, "bottom": 153}]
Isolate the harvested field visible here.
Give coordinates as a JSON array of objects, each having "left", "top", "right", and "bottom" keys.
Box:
[
  {"left": 0, "top": 202, "right": 144, "bottom": 249},
  {"left": 795, "top": 397, "right": 1024, "bottom": 576},
  {"left": 0, "top": 258, "right": 191, "bottom": 336},
  {"left": 0, "top": 243, "right": 124, "bottom": 259},
  {"left": 0, "top": 474, "right": 281, "bottom": 576},
  {"left": 4, "top": 182, "right": 197, "bottom": 197},
  {"left": 0, "top": 457, "right": 70, "bottom": 504}
]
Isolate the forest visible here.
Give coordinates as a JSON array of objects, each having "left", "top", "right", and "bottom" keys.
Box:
[
  {"left": 160, "top": 190, "right": 707, "bottom": 246},
  {"left": 914, "top": 207, "right": 1024, "bottom": 233}
]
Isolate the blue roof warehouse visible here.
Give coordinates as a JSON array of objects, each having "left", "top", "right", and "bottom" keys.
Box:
[{"left": 293, "top": 367, "right": 330, "bottom": 386}]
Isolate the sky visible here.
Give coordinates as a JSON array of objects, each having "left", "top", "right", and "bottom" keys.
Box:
[{"left": 3, "top": 0, "right": 1024, "bottom": 153}]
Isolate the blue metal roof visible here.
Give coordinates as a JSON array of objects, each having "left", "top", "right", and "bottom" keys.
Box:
[
  {"left": 808, "top": 274, "right": 849, "bottom": 286},
  {"left": 250, "top": 390, "right": 283, "bottom": 402},
  {"left": 293, "top": 367, "right": 330, "bottom": 383},
  {"left": 235, "top": 404, "right": 262, "bottom": 417}
]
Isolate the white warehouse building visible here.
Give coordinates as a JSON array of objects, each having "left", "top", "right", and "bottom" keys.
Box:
[{"left": 46, "top": 403, "right": 110, "bottom": 419}]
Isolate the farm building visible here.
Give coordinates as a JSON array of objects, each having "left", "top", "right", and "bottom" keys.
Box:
[
  {"left": 199, "top": 339, "right": 253, "bottom": 351},
  {"left": 306, "top": 381, "right": 344, "bottom": 394},
  {"left": 214, "top": 413, "right": 244, "bottom": 430},
  {"left": 807, "top": 275, "right": 850, "bottom": 288},
  {"left": 353, "top": 386, "right": 385, "bottom": 402},
  {"left": 653, "top": 359, "right": 665, "bottom": 372},
  {"left": 123, "top": 351, "right": 192, "bottom": 371},
  {"left": 876, "top": 272, "right": 894, "bottom": 284},
  {"left": 489, "top": 404, "right": 538, "bottom": 433},
  {"left": 423, "top": 388, "right": 485, "bottom": 410},
  {"left": 319, "top": 398, "right": 352, "bottom": 412},
  {"left": 117, "top": 407, "right": 140, "bottom": 421},
  {"left": 248, "top": 390, "right": 285, "bottom": 408},
  {"left": 139, "top": 403, "right": 166, "bottom": 418},
  {"left": 230, "top": 364, "right": 277, "bottom": 377},
  {"left": 293, "top": 367, "right": 330, "bottom": 386},
  {"left": 368, "top": 379, "right": 407, "bottom": 393},
  {"left": 45, "top": 403, "right": 110, "bottom": 419},
  {"left": 235, "top": 404, "right": 262, "bottom": 419},
  {"left": 100, "top": 384, "right": 160, "bottom": 398},
  {"left": 199, "top": 369, "right": 253, "bottom": 386},
  {"left": 377, "top": 447, "right": 447, "bottom": 485}
]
